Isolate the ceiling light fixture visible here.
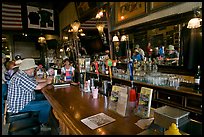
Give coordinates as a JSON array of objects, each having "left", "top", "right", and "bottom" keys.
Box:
[
  {"left": 112, "top": 34, "right": 119, "bottom": 42},
  {"left": 71, "top": 20, "right": 81, "bottom": 33},
  {"left": 38, "top": 34, "right": 46, "bottom": 44},
  {"left": 187, "top": 7, "right": 202, "bottom": 29},
  {"left": 96, "top": 23, "right": 105, "bottom": 34}
]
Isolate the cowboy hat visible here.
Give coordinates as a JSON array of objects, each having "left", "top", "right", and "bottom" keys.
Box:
[
  {"left": 19, "top": 58, "right": 37, "bottom": 70},
  {"left": 15, "top": 59, "right": 22, "bottom": 66},
  {"left": 135, "top": 44, "right": 140, "bottom": 49},
  {"left": 167, "top": 45, "right": 175, "bottom": 50}
]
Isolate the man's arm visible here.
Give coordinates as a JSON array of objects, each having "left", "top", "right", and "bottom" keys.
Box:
[{"left": 35, "top": 76, "right": 53, "bottom": 90}]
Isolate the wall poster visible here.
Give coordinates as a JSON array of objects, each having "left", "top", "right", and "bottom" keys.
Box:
[
  {"left": 115, "top": 2, "right": 146, "bottom": 24},
  {"left": 27, "top": 6, "right": 54, "bottom": 30}
]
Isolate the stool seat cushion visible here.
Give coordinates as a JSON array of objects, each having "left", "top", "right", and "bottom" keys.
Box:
[{"left": 6, "top": 111, "right": 39, "bottom": 123}]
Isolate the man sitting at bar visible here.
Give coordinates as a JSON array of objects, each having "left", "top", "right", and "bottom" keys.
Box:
[
  {"left": 7, "top": 58, "right": 53, "bottom": 130},
  {"left": 132, "top": 49, "right": 143, "bottom": 62},
  {"left": 164, "top": 45, "right": 179, "bottom": 65}
]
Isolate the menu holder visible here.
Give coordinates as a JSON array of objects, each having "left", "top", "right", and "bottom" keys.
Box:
[
  {"left": 134, "top": 87, "right": 153, "bottom": 118},
  {"left": 108, "top": 85, "right": 129, "bottom": 117}
]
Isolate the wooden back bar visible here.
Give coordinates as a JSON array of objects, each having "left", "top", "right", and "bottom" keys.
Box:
[{"left": 42, "top": 85, "right": 144, "bottom": 135}]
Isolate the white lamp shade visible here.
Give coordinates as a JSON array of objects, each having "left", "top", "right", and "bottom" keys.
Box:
[
  {"left": 112, "top": 35, "right": 119, "bottom": 42},
  {"left": 120, "top": 35, "right": 127, "bottom": 41},
  {"left": 187, "top": 18, "right": 202, "bottom": 29}
]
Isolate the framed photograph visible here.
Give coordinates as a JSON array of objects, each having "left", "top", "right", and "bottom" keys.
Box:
[
  {"left": 27, "top": 6, "right": 54, "bottom": 30},
  {"left": 115, "top": 2, "right": 146, "bottom": 24}
]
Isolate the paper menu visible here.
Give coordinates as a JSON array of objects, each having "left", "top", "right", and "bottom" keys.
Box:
[{"left": 81, "top": 113, "right": 115, "bottom": 130}]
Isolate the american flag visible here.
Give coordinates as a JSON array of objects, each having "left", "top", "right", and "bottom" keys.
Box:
[{"left": 2, "top": 3, "right": 23, "bottom": 30}]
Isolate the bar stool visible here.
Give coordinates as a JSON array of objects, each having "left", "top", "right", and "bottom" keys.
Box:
[
  {"left": 6, "top": 111, "right": 41, "bottom": 135},
  {"left": 3, "top": 95, "right": 41, "bottom": 135}
]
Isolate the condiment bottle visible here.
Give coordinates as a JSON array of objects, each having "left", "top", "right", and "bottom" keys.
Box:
[{"left": 164, "top": 123, "right": 181, "bottom": 135}]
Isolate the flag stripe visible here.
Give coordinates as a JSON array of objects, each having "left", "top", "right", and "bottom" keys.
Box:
[
  {"left": 2, "top": 12, "right": 22, "bottom": 17},
  {"left": 2, "top": 25, "right": 22, "bottom": 29},
  {"left": 2, "top": 3, "right": 22, "bottom": 30},
  {"left": 2, "top": 3, "right": 22, "bottom": 9},
  {"left": 2, "top": 24, "right": 23, "bottom": 27},
  {"left": 2, "top": 21, "right": 22, "bottom": 25},
  {"left": 2, "top": 16, "right": 22, "bottom": 21},
  {"left": 2, "top": 8, "right": 21, "bottom": 13}
]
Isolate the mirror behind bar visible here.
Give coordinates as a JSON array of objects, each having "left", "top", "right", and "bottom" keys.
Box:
[{"left": 111, "top": 10, "right": 202, "bottom": 76}]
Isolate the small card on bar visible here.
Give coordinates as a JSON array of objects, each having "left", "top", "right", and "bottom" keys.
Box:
[{"left": 81, "top": 113, "right": 116, "bottom": 130}]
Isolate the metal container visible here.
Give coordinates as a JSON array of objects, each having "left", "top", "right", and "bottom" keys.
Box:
[
  {"left": 101, "top": 80, "right": 112, "bottom": 96},
  {"left": 90, "top": 78, "right": 95, "bottom": 88},
  {"left": 154, "top": 106, "right": 190, "bottom": 129}
]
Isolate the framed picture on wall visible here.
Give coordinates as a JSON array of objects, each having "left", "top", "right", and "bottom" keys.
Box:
[
  {"left": 115, "top": 2, "right": 146, "bottom": 25},
  {"left": 27, "top": 5, "right": 54, "bottom": 30}
]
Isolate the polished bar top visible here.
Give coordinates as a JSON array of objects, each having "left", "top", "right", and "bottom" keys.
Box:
[{"left": 42, "top": 85, "right": 144, "bottom": 135}]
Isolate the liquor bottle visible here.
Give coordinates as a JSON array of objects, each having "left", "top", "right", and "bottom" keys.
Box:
[
  {"left": 194, "top": 65, "right": 201, "bottom": 90},
  {"left": 128, "top": 59, "right": 133, "bottom": 81}
]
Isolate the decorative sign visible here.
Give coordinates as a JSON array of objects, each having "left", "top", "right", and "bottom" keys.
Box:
[
  {"left": 115, "top": 2, "right": 146, "bottom": 24},
  {"left": 27, "top": 6, "right": 54, "bottom": 30}
]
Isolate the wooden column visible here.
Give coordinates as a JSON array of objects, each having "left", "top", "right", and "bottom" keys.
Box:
[{"left": 105, "top": 3, "right": 113, "bottom": 59}]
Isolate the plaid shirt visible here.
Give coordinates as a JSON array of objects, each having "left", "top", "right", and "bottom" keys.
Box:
[{"left": 7, "top": 70, "right": 37, "bottom": 113}]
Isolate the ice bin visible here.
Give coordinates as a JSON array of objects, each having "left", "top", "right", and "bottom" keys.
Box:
[{"left": 154, "top": 106, "right": 190, "bottom": 129}]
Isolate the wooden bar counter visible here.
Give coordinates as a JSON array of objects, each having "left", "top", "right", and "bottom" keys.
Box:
[{"left": 42, "top": 84, "right": 144, "bottom": 135}]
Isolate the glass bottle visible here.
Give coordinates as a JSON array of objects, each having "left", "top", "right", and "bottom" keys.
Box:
[{"left": 194, "top": 65, "right": 201, "bottom": 90}]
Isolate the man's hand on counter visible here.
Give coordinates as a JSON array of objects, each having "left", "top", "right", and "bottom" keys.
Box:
[{"left": 46, "top": 76, "right": 54, "bottom": 85}]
